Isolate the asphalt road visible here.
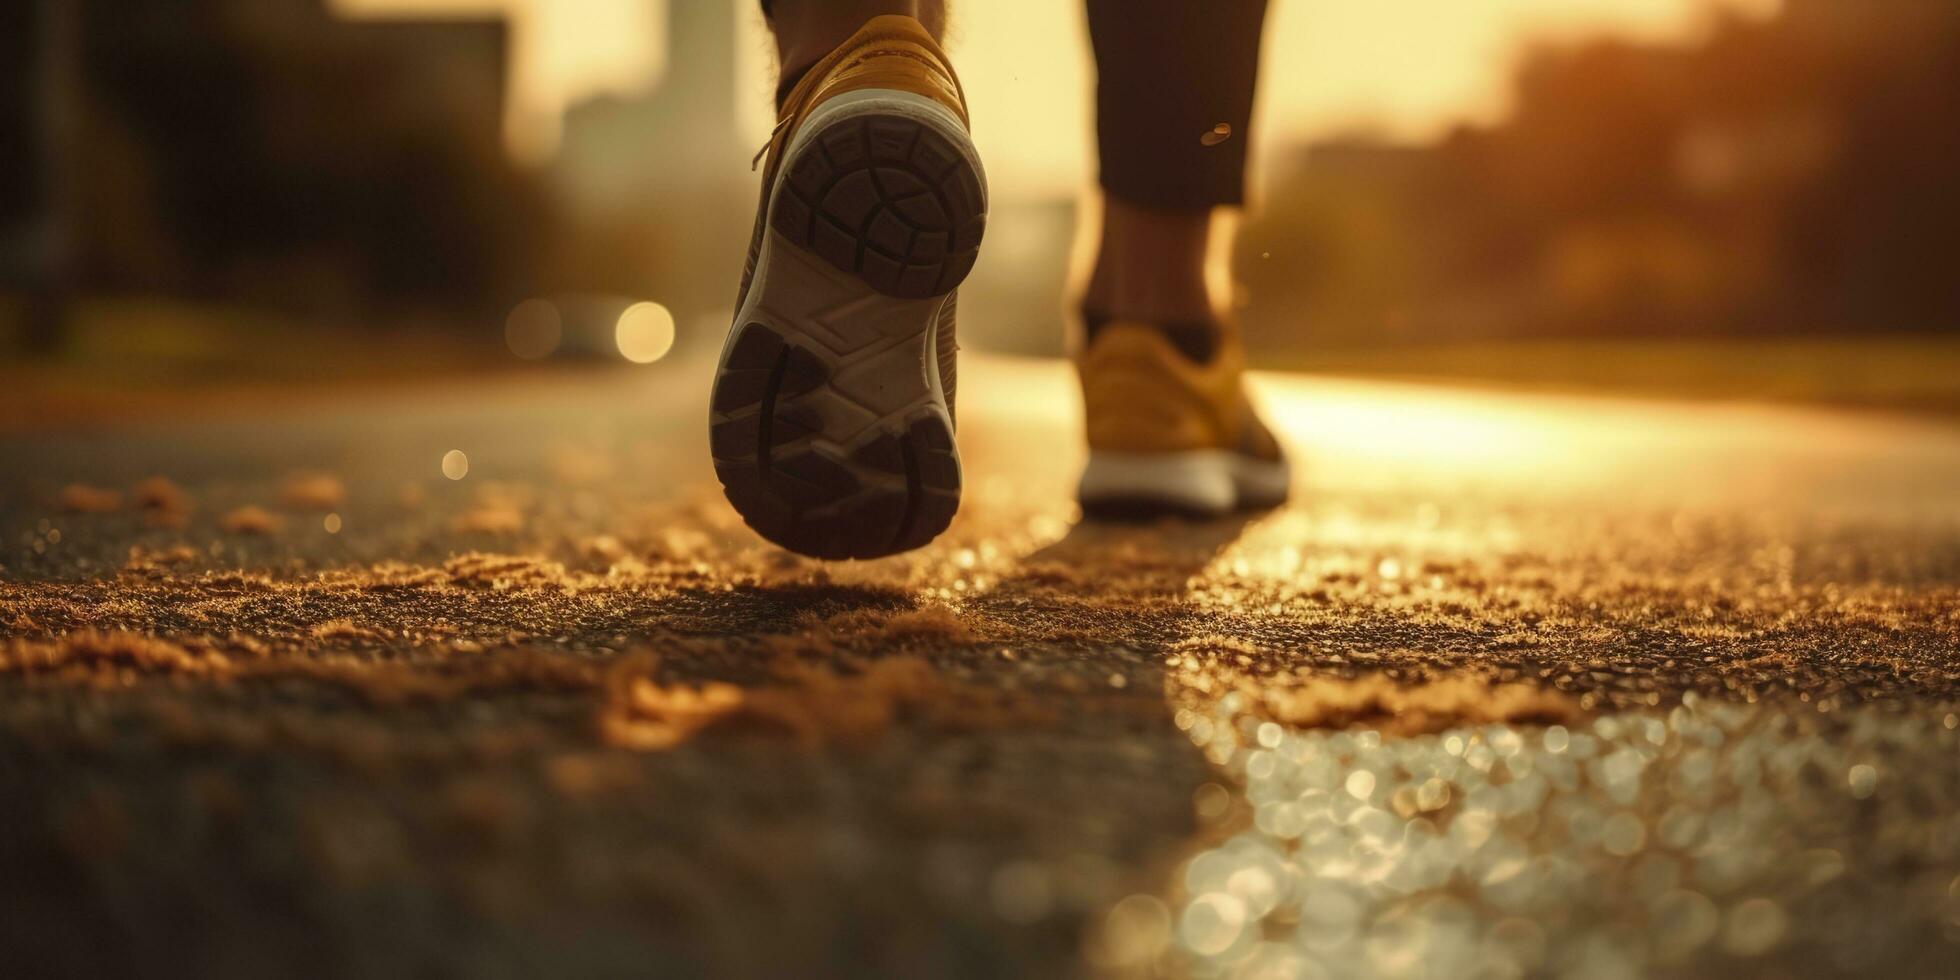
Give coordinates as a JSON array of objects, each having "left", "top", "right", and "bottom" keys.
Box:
[{"left": 3, "top": 355, "right": 1959, "bottom": 979}]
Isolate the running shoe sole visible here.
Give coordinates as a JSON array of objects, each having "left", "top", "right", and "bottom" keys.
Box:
[{"left": 711, "top": 89, "right": 986, "bottom": 559}]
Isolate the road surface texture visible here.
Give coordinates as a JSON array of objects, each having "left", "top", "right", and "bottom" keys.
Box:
[{"left": 3, "top": 355, "right": 1959, "bottom": 979}]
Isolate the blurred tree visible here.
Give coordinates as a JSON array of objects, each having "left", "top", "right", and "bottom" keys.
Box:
[{"left": 1240, "top": 0, "right": 1960, "bottom": 350}]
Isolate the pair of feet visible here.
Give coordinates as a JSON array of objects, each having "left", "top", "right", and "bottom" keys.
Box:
[{"left": 710, "top": 15, "right": 1289, "bottom": 560}]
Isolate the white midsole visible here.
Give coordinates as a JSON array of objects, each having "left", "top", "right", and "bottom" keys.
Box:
[{"left": 1079, "top": 450, "right": 1291, "bottom": 514}]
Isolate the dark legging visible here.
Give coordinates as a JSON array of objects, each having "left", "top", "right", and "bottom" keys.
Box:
[
  {"left": 762, "top": 0, "right": 1271, "bottom": 212},
  {"left": 1087, "top": 0, "right": 1269, "bottom": 211}
]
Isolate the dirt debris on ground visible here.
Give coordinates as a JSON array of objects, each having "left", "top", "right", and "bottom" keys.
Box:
[
  {"left": 3, "top": 365, "right": 1959, "bottom": 978},
  {"left": 129, "top": 475, "right": 191, "bottom": 528},
  {"left": 219, "top": 505, "right": 283, "bottom": 535},
  {"left": 57, "top": 484, "right": 123, "bottom": 514},
  {"left": 279, "top": 472, "right": 348, "bottom": 511}
]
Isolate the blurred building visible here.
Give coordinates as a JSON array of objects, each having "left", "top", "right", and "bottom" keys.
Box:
[
  {"left": 0, "top": 4, "right": 50, "bottom": 256},
  {"left": 0, "top": 1, "right": 70, "bottom": 351},
  {"left": 3, "top": 0, "right": 547, "bottom": 347},
  {"left": 554, "top": 0, "right": 744, "bottom": 221},
  {"left": 549, "top": 0, "right": 751, "bottom": 329},
  {"left": 940, "top": 194, "right": 1072, "bottom": 358}
]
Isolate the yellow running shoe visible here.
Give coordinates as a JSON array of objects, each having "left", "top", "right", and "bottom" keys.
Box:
[
  {"left": 1075, "top": 320, "right": 1291, "bottom": 517},
  {"left": 711, "top": 15, "right": 984, "bottom": 559}
]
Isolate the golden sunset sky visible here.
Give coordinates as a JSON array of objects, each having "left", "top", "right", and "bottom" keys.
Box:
[{"left": 333, "top": 0, "right": 1780, "bottom": 195}]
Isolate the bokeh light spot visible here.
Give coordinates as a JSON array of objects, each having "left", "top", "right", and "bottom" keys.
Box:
[
  {"left": 616, "top": 301, "right": 676, "bottom": 364},
  {"left": 1848, "top": 763, "right": 1878, "bottom": 799},
  {"left": 504, "top": 298, "right": 563, "bottom": 360},
  {"left": 1093, "top": 894, "right": 1171, "bottom": 968},
  {"left": 1180, "top": 893, "right": 1247, "bottom": 955},
  {"left": 1723, "top": 898, "right": 1789, "bottom": 956}
]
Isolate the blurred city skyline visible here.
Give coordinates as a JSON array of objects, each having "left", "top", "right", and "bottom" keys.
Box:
[
  {"left": 333, "top": 0, "right": 1782, "bottom": 197},
  {"left": 8, "top": 0, "right": 1954, "bottom": 393}
]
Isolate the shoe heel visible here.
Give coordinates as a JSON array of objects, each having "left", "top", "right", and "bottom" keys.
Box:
[
  {"left": 712, "top": 322, "right": 960, "bottom": 560},
  {"left": 768, "top": 104, "right": 986, "bottom": 300}
]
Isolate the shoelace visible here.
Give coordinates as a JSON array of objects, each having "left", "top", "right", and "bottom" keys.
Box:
[{"left": 751, "top": 116, "right": 793, "bottom": 171}]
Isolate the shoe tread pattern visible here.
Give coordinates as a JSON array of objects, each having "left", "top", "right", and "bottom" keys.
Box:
[{"left": 771, "top": 113, "right": 985, "bottom": 300}]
